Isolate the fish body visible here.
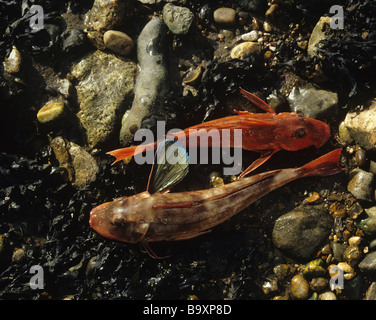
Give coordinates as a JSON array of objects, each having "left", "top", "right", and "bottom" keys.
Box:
[
  {"left": 108, "top": 89, "right": 330, "bottom": 176},
  {"left": 184, "top": 112, "right": 329, "bottom": 151},
  {"left": 90, "top": 149, "right": 342, "bottom": 244}
]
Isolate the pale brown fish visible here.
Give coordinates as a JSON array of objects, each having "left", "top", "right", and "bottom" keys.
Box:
[{"left": 90, "top": 148, "right": 343, "bottom": 255}]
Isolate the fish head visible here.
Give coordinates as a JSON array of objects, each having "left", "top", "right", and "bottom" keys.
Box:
[
  {"left": 89, "top": 196, "right": 149, "bottom": 243},
  {"left": 275, "top": 113, "right": 330, "bottom": 151}
]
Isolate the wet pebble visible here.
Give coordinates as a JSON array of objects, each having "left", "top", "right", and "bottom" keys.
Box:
[
  {"left": 68, "top": 142, "right": 99, "bottom": 189},
  {"left": 355, "top": 146, "right": 367, "bottom": 167},
  {"left": 84, "top": 0, "right": 129, "bottom": 49},
  {"left": 318, "top": 291, "right": 336, "bottom": 300},
  {"left": 72, "top": 50, "right": 136, "bottom": 147},
  {"left": 358, "top": 207, "right": 376, "bottom": 236},
  {"left": 12, "top": 248, "right": 26, "bottom": 263},
  {"left": 344, "top": 100, "right": 376, "bottom": 151},
  {"left": 272, "top": 205, "right": 333, "bottom": 260},
  {"left": 347, "top": 168, "right": 375, "bottom": 202},
  {"left": 370, "top": 161, "right": 376, "bottom": 175},
  {"left": 338, "top": 262, "right": 355, "bottom": 278},
  {"left": 369, "top": 239, "right": 376, "bottom": 251},
  {"left": 4, "top": 46, "right": 22, "bottom": 74},
  {"left": 321, "top": 243, "right": 331, "bottom": 255},
  {"left": 365, "top": 282, "right": 376, "bottom": 300},
  {"left": 199, "top": 3, "right": 213, "bottom": 26},
  {"left": 310, "top": 277, "right": 328, "bottom": 292},
  {"left": 230, "top": 42, "right": 262, "bottom": 59},
  {"left": 338, "top": 121, "right": 353, "bottom": 145},
  {"left": 265, "top": 4, "right": 279, "bottom": 20},
  {"left": 120, "top": 18, "right": 168, "bottom": 146},
  {"left": 103, "top": 30, "right": 134, "bottom": 56},
  {"left": 291, "top": 274, "right": 310, "bottom": 299},
  {"left": 262, "top": 278, "right": 278, "bottom": 295},
  {"left": 263, "top": 21, "right": 272, "bottom": 32},
  {"left": 252, "top": 16, "right": 261, "bottom": 30},
  {"left": 222, "top": 29, "right": 234, "bottom": 39},
  {"left": 241, "top": 30, "right": 259, "bottom": 42},
  {"left": 213, "top": 8, "right": 237, "bottom": 27},
  {"left": 345, "top": 275, "right": 364, "bottom": 299},
  {"left": 329, "top": 202, "right": 346, "bottom": 218},
  {"left": 343, "top": 245, "right": 362, "bottom": 268},
  {"left": 84, "top": 0, "right": 127, "bottom": 31},
  {"left": 61, "top": 28, "right": 89, "bottom": 56},
  {"left": 347, "top": 202, "right": 363, "bottom": 220},
  {"left": 302, "top": 259, "right": 326, "bottom": 278},
  {"left": 163, "top": 3, "right": 194, "bottom": 35},
  {"left": 208, "top": 172, "right": 224, "bottom": 188},
  {"left": 305, "top": 192, "right": 322, "bottom": 204},
  {"left": 50, "top": 137, "right": 99, "bottom": 189},
  {"left": 183, "top": 65, "right": 202, "bottom": 85},
  {"left": 273, "top": 264, "right": 296, "bottom": 281},
  {"left": 287, "top": 83, "right": 338, "bottom": 119},
  {"left": 307, "top": 16, "right": 331, "bottom": 58},
  {"left": 58, "top": 79, "right": 74, "bottom": 99},
  {"left": 359, "top": 251, "right": 376, "bottom": 274},
  {"left": 348, "top": 236, "right": 361, "bottom": 246},
  {"left": 49, "top": 136, "right": 75, "bottom": 182},
  {"left": 37, "top": 101, "right": 66, "bottom": 125},
  {"left": 331, "top": 242, "right": 347, "bottom": 262}
]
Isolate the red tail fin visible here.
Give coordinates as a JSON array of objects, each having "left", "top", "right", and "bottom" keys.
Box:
[
  {"left": 300, "top": 148, "right": 343, "bottom": 178},
  {"left": 107, "top": 141, "right": 158, "bottom": 164}
]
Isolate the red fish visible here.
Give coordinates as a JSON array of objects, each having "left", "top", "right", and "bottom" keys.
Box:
[
  {"left": 108, "top": 89, "right": 330, "bottom": 177},
  {"left": 90, "top": 147, "right": 342, "bottom": 256}
]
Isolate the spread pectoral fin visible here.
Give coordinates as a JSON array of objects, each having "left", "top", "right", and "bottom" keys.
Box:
[
  {"left": 147, "top": 139, "right": 190, "bottom": 194},
  {"left": 238, "top": 150, "right": 276, "bottom": 178}
]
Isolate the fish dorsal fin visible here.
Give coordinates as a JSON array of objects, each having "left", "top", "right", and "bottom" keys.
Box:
[
  {"left": 239, "top": 88, "right": 277, "bottom": 114},
  {"left": 147, "top": 139, "right": 189, "bottom": 194}
]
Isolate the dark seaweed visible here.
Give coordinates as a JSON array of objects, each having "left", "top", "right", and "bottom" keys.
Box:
[
  {"left": 0, "top": 0, "right": 375, "bottom": 300},
  {"left": 317, "top": 0, "right": 376, "bottom": 99}
]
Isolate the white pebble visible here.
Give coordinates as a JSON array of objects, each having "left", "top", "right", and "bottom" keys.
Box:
[
  {"left": 319, "top": 291, "right": 337, "bottom": 300},
  {"left": 241, "top": 30, "right": 259, "bottom": 42},
  {"left": 263, "top": 21, "right": 272, "bottom": 32}
]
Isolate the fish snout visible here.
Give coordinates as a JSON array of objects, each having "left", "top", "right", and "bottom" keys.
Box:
[{"left": 89, "top": 202, "right": 112, "bottom": 233}]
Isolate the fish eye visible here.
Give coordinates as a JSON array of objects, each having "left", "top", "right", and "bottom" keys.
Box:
[
  {"left": 294, "top": 128, "right": 306, "bottom": 138},
  {"left": 112, "top": 215, "right": 126, "bottom": 227}
]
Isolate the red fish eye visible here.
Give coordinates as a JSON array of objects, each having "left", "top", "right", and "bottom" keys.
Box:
[{"left": 294, "top": 128, "right": 306, "bottom": 138}]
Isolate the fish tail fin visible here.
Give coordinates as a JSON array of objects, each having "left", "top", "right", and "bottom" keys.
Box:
[
  {"left": 107, "top": 142, "right": 158, "bottom": 164},
  {"left": 299, "top": 149, "right": 343, "bottom": 178}
]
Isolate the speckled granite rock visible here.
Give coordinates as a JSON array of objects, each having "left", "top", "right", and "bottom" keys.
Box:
[{"left": 71, "top": 50, "right": 136, "bottom": 148}]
